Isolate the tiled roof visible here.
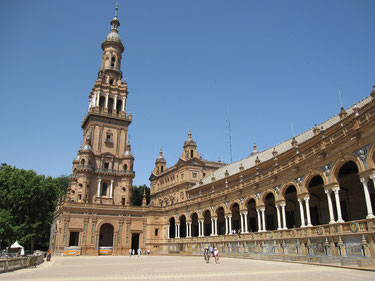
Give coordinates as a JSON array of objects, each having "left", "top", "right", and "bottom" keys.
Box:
[{"left": 191, "top": 95, "right": 373, "bottom": 189}]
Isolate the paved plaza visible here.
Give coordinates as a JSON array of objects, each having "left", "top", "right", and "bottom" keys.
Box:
[{"left": 1, "top": 256, "right": 374, "bottom": 281}]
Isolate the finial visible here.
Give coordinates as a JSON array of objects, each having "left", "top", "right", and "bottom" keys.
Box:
[
  {"left": 159, "top": 146, "right": 163, "bottom": 156},
  {"left": 115, "top": 2, "right": 119, "bottom": 18},
  {"left": 188, "top": 129, "right": 192, "bottom": 139}
]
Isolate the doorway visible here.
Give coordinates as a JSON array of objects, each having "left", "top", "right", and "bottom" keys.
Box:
[{"left": 131, "top": 233, "right": 140, "bottom": 251}]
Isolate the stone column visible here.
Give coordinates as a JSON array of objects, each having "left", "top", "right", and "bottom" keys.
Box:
[
  {"left": 257, "top": 209, "right": 262, "bottom": 232},
  {"left": 96, "top": 92, "right": 100, "bottom": 106},
  {"left": 214, "top": 218, "right": 218, "bottom": 235},
  {"left": 261, "top": 208, "right": 266, "bottom": 232},
  {"left": 360, "top": 178, "right": 375, "bottom": 219},
  {"left": 91, "top": 92, "right": 96, "bottom": 108},
  {"left": 298, "top": 198, "right": 306, "bottom": 227},
  {"left": 175, "top": 224, "right": 178, "bottom": 238},
  {"left": 276, "top": 204, "right": 282, "bottom": 230},
  {"left": 228, "top": 215, "right": 233, "bottom": 234},
  {"left": 177, "top": 223, "right": 180, "bottom": 238},
  {"left": 304, "top": 197, "right": 313, "bottom": 227},
  {"left": 105, "top": 92, "right": 109, "bottom": 108},
  {"left": 122, "top": 96, "right": 126, "bottom": 112},
  {"left": 198, "top": 220, "right": 202, "bottom": 237},
  {"left": 109, "top": 179, "right": 114, "bottom": 198},
  {"left": 113, "top": 95, "right": 118, "bottom": 111},
  {"left": 244, "top": 212, "right": 249, "bottom": 233},
  {"left": 240, "top": 213, "right": 244, "bottom": 233},
  {"left": 225, "top": 215, "right": 228, "bottom": 235},
  {"left": 332, "top": 186, "right": 344, "bottom": 223},
  {"left": 281, "top": 203, "right": 287, "bottom": 230},
  {"left": 325, "top": 189, "right": 336, "bottom": 224},
  {"left": 167, "top": 225, "right": 170, "bottom": 239},
  {"left": 97, "top": 178, "right": 102, "bottom": 197}
]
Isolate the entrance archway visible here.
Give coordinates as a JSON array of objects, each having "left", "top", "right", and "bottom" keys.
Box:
[
  {"left": 246, "top": 198, "right": 257, "bottom": 232},
  {"left": 99, "top": 223, "right": 114, "bottom": 247}
]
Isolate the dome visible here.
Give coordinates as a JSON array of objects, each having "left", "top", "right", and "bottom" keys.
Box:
[
  {"left": 74, "top": 155, "right": 80, "bottom": 161},
  {"left": 82, "top": 144, "right": 92, "bottom": 151},
  {"left": 123, "top": 150, "right": 133, "bottom": 157},
  {"left": 104, "top": 30, "right": 122, "bottom": 44},
  {"left": 183, "top": 130, "right": 196, "bottom": 147},
  {"left": 155, "top": 148, "right": 166, "bottom": 164}
]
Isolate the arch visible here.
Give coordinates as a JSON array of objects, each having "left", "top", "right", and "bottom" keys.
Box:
[
  {"left": 303, "top": 169, "right": 329, "bottom": 189},
  {"left": 99, "top": 223, "right": 114, "bottom": 253},
  {"left": 108, "top": 98, "right": 114, "bottom": 114},
  {"left": 123, "top": 164, "right": 128, "bottom": 171},
  {"left": 230, "top": 202, "right": 241, "bottom": 233},
  {"left": 214, "top": 204, "right": 227, "bottom": 215},
  {"left": 284, "top": 185, "right": 299, "bottom": 228},
  {"left": 116, "top": 100, "right": 122, "bottom": 115},
  {"left": 99, "top": 96, "right": 105, "bottom": 112},
  {"left": 244, "top": 195, "right": 258, "bottom": 207},
  {"left": 331, "top": 154, "right": 365, "bottom": 183},
  {"left": 169, "top": 217, "right": 176, "bottom": 238},
  {"left": 260, "top": 189, "right": 277, "bottom": 206},
  {"left": 246, "top": 197, "right": 257, "bottom": 232},
  {"left": 306, "top": 174, "right": 327, "bottom": 225},
  {"left": 190, "top": 212, "right": 199, "bottom": 237},
  {"left": 216, "top": 206, "right": 225, "bottom": 235},
  {"left": 96, "top": 220, "right": 118, "bottom": 233},
  {"left": 280, "top": 181, "right": 299, "bottom": 200},
  {"left": 228, "top": 200, "right": 241, "bottom": 212},
  {"left": 264, "top": 192, "right": 277, "bottom": 230},
  {"left": 203, "top": 210, "right": 211, "bottom": 236},
  {"left": 336, "top": 160, "right": 370, "bottom": 221},
  {"left": 367, "top": 142, "right": 375, "bottom": 169},
  {"left": 179, "top": 215, "right": 187, "bottom": 238}
]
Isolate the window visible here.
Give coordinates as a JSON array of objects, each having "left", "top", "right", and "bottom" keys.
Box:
[
  {"left": 81, "top": 159, "right": 85, "bottom": 166},
  {"left": 161, "top": 166, "right": 164, "bottom": 172},
  {"left": 111, "top": 56, "right": 115, "bottom": 67},
  {"left": 123, "top": 164, "right": 128, "bottom": 171},
  {"left": 122, "top": 197, "right": 126, "bottom": 206},
  {"left": 104, "top": 162, "right": 109, "bottom": 169},
  {"left": 190, "top": 150, "right": 194, "bottom": 158},
  {"left": 78, "top": 194, "right": 82, "bottom": 200},
  {"left": 101, "top": 182, "right": 108, "bottom": 196},
  {"left": 69, "top": 231, "right": 80, "bottom": 246},
  {"left": 154, "top": 228, "right": 159, "bottom": 236},
  {"left": 110, "top": 79, "right": 114, "bottom": 85},
  {"left": 106, "top": 134, "right": 112, "bottom": 143}
]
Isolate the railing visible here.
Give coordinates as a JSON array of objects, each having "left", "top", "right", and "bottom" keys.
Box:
[
  {"left": 74, "top": 166, "right": 135, "bottom": 177},
  {"left": 0, "top": 254, "right": 44, "bottom": 273}
]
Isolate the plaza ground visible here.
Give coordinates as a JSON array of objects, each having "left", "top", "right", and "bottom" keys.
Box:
[{"left": 1, "top": 256, "right": 375, "bottom": 281}]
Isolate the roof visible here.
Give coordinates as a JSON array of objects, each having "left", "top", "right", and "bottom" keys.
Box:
[{"left": 192, "top": 95, "right": 373, "bottom": 189}]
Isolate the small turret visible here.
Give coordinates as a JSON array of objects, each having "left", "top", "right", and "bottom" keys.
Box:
[
  {"left": 154, "top": 147, "right": 167, "bottom": 174},
  {"left": 181, "top": 130, "right": 199, "bottom": 160}
]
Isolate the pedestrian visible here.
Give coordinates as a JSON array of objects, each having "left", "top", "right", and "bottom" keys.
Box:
[
  {"left": 214, "top": 248, "right": 219, "bottom": 263},
  {"left": 209, "top": 245, "right": 213, "bottom": 257},
  {"left": 132, "top": 249, "right": 135, "bottom": 256},
  {"left": 129, "top": 249, "right": 132, "bottom": 257},
  {"left": 137, "top": 248, "right": 141, "bottom": 257},
  {"left": 147, "top": 249, "right": 150, "bottom": 255}
]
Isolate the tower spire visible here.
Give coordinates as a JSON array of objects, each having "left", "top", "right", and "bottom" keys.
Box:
[{"left": 115, "top": 2, "right": 118, "bottom": 18}]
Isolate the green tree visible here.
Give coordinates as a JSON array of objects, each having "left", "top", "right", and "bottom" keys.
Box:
[
  {"left": 0, "top": 164, "right": 69, "bottom": 252},
  {"left": 131, "top": 185, "right": 150, "bottom": 206}
]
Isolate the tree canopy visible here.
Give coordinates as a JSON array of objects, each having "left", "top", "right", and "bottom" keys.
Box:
[
  {"left": 0, "top": 164, "right": 69, "bottom": 252},
  {"left": 131, "top": 184, "right": 150, "bottom": 206}
]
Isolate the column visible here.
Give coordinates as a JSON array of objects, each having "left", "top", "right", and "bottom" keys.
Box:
[
  {"left": 177, "top": 224, "right": 180, "bottom": 238},
  {"left": 325, "top": 189, "right": 336, "bottom": 224},
  {"left": 105, "top": 92, "right": 109, "bottom": 108},
  {"left": 261, "top": 208, "right": 266, "bottom": 232},
  {"left": 332, "top": 187, "right": 344, "bottom": 223},
  {"left": 97, "top": 178, "right": 102, "bottom": 197},
  {"left": 185, "top": 222, "right": 189, "bottom": 237},
  {"left": 96, "top": 92, "right": 100, "bottom": 106},
  {"left": 281, "top": 203, "right": 287, "bottom": 230},
  {"left": 240, "top": 213, "right": 244, "bottom": 233},
  {"left": 276, "top": 204, "right": 282, "bottom": 230},
  {"left": 228, "top": 215, "right": 233, "bottom": 234},
  {"left": 189, "top": 222, "right": 192, "bottom": 237},
  {"left": 298, "top": 198, "right": 306, "bottom": 227},
  {"left": 214, "top": 218, "right": 218, "bottom": 235},
  {"left": 109, "top": 179, "right": 114, "bottom": 198},
  {"left": 257, "top": 209, "right": 262, "bottom": 232},
  {"left": 244, "top": 212, "right": 249, "bottom": 233},
  {"left": 167, "top": 225, "right": 170, "bottom": 239},
  {"left": 360, "top": 178, "right": 375, "bottom": 219},
  {"left": 122, "top": 96, "right": 126, "bottom": 112},
  {"left": 92, "top": 92, "right": 96, "bottom": 107},
  {"left": 175, "top": 224, "right": 178, "bottom": 238},
  {"left": 304, "top": 197, "right": 313, "bottom": 227},
  {"left": 113, "top": 95, "right": 118, "bottom": 111},
  {"left": 226, "top": 216, "right": 228, "bottom": 234},
  {"left": 198, "top": 220, "right": 202, "bottom": 237}
]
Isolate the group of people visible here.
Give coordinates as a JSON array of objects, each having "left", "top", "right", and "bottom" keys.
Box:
[
  {"left": 203, "top": 246, "right": 219, "bottom": 263},
  {"left": 128, "top": 248, "right": 150, "bottom": 257}
]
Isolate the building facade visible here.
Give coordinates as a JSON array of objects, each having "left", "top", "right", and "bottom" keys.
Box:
[{"left": 52, "top": 8, "right": 375, "bottom": 263}]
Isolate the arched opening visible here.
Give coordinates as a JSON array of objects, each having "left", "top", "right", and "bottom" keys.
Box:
[
  {"left": 190, "top": 150, "right": 194, "bottom": 158},
  {"left": 216, "top": 207, "right": 225, "bottom": 235},
  {"left": 116, "top": 100, "right": 122, "bottom": 115},
  {"left": 284, "top": 185, "right": 299, "bottom": 228},
  {"left": 81, "top": 159, "right": 85, "bottom": 166},
  {"left": 101, "top": 182, "right": 108, "bottom": 196},
  {"left": 191, "top": 213, "right": 199, "bottom": 237},
  {"left": 307, "top": 175, "right": 326, "bottom": 225},
  {"left": 265, "top": 193, "right": 276, "bottom": 230},
  {"left": 337, "top": 161, "right": 367, "bottom": 221},
  {"left": 108, "top": 98, "right": 114, "bottom": 114},
  {"left": 169, "top": 217, "right": 175, "bottom": 238},
  {"left": 179, "top": 215, "right": 186, "bottom": 237},
  {"left": 203, "top": 210, "right": 211, "bottom": 236},
  {"left": 246, "top": 198, "right": 257, "bottom": 232},
  {"left": 99, "top": 96, "right": 105, "bottom": 112},
  {"left": 123, "top": 164, "right": 128, "bottom": 171},
  {"left": 111, "top": 56, "right": 116, "bottom": 67},
  {"left": 230, "top": 203, "right": 240, "bottom": 233},
  {"left": 99, "top": 223, "right": 114, "bottom": 251}
]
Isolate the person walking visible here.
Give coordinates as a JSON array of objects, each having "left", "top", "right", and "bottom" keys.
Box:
[
  {"left": 129, "top": 249, "right": 132, "bottom": 257},
  {"left": 213, "top": 248, "right": 219, "bottom": 263},
  {"left": 132, "top": 249, "right": 135, "bottom": 256},
  {"left": 137, "top": 248, "right": 142, "bottom": 257}
]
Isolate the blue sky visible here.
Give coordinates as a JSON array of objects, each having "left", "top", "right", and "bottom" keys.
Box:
[{"left": 0, "top": 0, "right": 374, "bottom": 186}]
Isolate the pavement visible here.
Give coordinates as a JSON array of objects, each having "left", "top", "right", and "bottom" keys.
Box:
[{"left": 1, "top": 255, "right": 375, "bottom": 281}]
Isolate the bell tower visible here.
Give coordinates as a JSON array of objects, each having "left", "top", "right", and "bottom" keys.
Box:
[{"left": 69, "top": 4, "right": 134, "bottom": 206}]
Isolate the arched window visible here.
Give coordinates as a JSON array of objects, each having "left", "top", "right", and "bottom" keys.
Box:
[
  {"left": 190, "top": 150, "right": 194, "bottom": 158},
  {"left": 123, "top": 164, "right": 128, "bottom": 171},
  {"left": 111, "top": 56, "right": 116, "bottom": 67},
  {"left": 81, "top": 159, "right": 85, "bottom": 166},
  {"left": 161, "top": 166, "right": 164, "bottom": 172},
  {"left": 101, "top": 182, "right": 108, "bottom": 196}
]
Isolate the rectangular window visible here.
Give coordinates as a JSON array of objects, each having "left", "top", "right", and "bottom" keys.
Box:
[
  {"left": 104, "top": 162, "right": 109, "bottom": 169},
  {"left": 69, "top": 231, "right": 80, "bottom": 246},
  {"left": 155, "top": 228, "right": 159, "bottom": 236}
]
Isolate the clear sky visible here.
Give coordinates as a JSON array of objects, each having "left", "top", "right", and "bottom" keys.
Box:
[{"left": 0, "top": 0, "right": 374, "bottom": 186}]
